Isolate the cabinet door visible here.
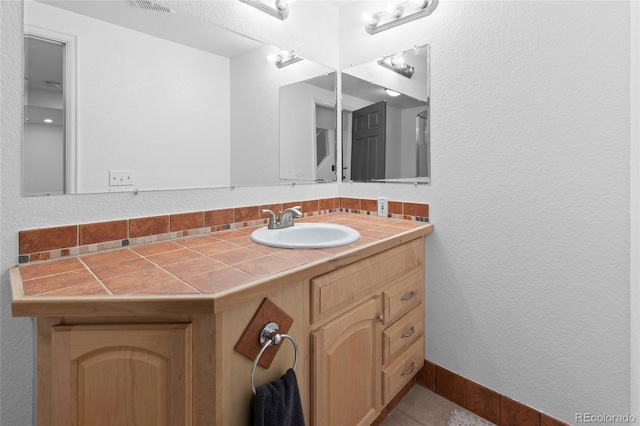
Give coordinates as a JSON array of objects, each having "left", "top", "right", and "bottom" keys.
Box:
[
  {"left": 312, "top": 297, "right": 381, "bottom": 426},
  {"left": 51, "top": 323, "right": 192, "bottom": 426}
]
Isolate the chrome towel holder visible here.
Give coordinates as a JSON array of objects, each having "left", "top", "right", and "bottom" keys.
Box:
[{"left": 251, "top": 322, "right": 298, "bottom": 395}]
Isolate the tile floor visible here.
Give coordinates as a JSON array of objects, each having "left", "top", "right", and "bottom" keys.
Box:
[{"left": 381, "top": 385, "right": 495, "bottom": 426}]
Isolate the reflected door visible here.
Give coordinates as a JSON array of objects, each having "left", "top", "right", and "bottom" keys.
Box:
[{"left": 351, "top": 101, "right": 386, "bottom": 181}]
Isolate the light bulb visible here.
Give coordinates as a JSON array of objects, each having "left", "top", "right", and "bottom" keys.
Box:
[
  {"left": 385, "top": 89, "right": 401, "bottom": 97},
  {"left": 385, "top": 3, "right": 402, "bottom": 18},
  {"left": 390, "top": 56, "right": 406, "bottom": 68},
  {"left": 363, "top": 12, "right": 378, "bottom": 28}
]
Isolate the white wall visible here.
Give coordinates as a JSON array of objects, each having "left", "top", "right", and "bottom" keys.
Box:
[
  {"left": 400, "top": 105, "right": 426, "bottom": 179},
  {"left": 386, "top": 105, "right": 401, "bottom": 178},
  {"left": 23, "top": 123, "right": 64, "bottom": 195},
  {"left": 339, "top": 1, "right": 633, "bottom": 423},
  {"left": 230, "top": 44, "right": 335, "bottom": 186},
  {"left": 630, "top": 0, "right": 639, "bottom": 419},
  {"left": 279, "top": 82, "right": 336, "bottom": 181},
  {"left": 26, "top": 0, "right": 232, "bottom": 193}
]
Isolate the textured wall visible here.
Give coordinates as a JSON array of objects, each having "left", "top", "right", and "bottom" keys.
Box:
[{"left": 338, "top": 1, "right": 632, "bottom": 423}]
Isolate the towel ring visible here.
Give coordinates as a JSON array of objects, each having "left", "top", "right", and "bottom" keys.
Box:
[{"left": 251, "top": 322, "right": 299, "bottom": 395}]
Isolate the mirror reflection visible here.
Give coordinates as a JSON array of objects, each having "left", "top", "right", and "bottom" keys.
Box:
[
  {"left": 23, "top": 0, "right": 337, "bottom": 196},
  {"left": 341, "top": 44, "right": 430, "bottom": 184},
  {"left": 279, "top": 72, "right": 337, "bottom": 183}
]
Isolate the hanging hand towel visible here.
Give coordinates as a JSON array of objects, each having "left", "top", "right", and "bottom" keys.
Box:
[{"left": 251, "top": 368, "right": 305, "bottom": 426}]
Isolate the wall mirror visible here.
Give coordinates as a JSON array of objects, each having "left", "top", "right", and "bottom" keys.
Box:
[
  {"left": 22, "top": 0, "right": 336, "bottom": 196},
  {"left": 341, "top": 44, "right": 430, "bottom": 184},
  {"left": 279, "top": 72, "right": 337, "bottom": 184}
]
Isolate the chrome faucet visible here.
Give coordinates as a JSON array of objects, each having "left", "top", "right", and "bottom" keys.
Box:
[{"left": 261, "top": 206, "right": 303, "bottom": 229}]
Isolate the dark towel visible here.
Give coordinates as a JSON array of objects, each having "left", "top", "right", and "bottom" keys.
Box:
[{"left": 251, "top": 368, "right": 305, "bottom": 426}]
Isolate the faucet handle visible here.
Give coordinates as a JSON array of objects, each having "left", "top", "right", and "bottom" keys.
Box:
[
  {"left": 261, "top": 209, "right": 277, "bottom": 228},
  {"left": 282, "top": 206, "right": 303, "bottom": 217}
]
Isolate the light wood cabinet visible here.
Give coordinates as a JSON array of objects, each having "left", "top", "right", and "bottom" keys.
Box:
[
  {"left": 312, "top": 297, "right": 381, "bottom": 426},
  {"left": 310, "top": 238, "right": 426, "bottom": 425},
  {"left": 34, "top": 237, "right": 427, "bottom": 426},
  {"left": 49, "top": 323, "right": 192, "bottom": 426}
]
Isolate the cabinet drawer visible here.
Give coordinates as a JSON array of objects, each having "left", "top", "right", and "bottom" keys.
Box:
[
  {"left": 312, "top": 238, "right": 424, "bottom": 324},
  {"left": 382, "top": 269, "right": 423, "bottom": 325},
  {"left": 382, "top": 304, "right": 424, "bottom": 365},
  {"left": 382, "top": 338, "right": 424, "bottom": 406}
]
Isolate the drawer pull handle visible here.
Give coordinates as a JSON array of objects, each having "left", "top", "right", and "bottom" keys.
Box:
[
  {"left": 400, "top": 326, "right": 415, "bottom": 339},
  {"left": 401, "top": 291, "right": 416, "bottom": 301},
  {"left": 401, "top": 362, "right": 416, "bottom": 376}
]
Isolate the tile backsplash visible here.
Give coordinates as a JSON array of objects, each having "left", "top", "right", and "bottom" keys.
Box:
[{"left": 18, "top": 197, "right": 429, "bottom": 264}]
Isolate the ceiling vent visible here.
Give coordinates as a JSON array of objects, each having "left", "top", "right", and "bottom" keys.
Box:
[{"left": 132, "top": 0, "right": 175, "bottom": 13}]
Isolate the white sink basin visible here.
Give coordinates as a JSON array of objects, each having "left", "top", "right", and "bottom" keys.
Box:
[{"left": 250, "top": 223, "right": 360, "bottom": 249}]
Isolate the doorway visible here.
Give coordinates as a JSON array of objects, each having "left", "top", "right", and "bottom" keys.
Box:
[{"left": 23, "top": 28, "right": 76, "bottom": 195}]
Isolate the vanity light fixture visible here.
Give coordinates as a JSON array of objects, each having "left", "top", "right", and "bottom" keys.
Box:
[
  {"left": 274, "top": 50, "right": 302, "bottom": 68},
  {"left": 378, "top": 55, "right": 415, "bottom": 79},
  {"left": 364, "top": 0, "right": 438, "bottom": 35},
  {"left": 385, "top": 89, "right": 401, "bottom": 97},
  {"left": 239, "top": 0, "right": 290, "bottom": 20}
]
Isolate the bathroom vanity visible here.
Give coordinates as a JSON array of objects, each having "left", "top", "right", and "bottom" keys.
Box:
[{"left": 11, "top": 214, "right": 432, "bottom": 426}]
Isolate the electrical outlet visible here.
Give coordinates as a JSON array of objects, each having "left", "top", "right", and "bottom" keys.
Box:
[
  {"left": 377, "top": 197, "right": 388, "bottom": 217},
  {"left": 293, "top": 170, "right": 304, "bottom": 179},
  {"left": 109, "top": 170, "right": 135, "bottom": 186}
]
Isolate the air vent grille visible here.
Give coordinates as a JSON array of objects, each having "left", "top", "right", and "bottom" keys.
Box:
[{"left": 132, "top": 0, "right": 175, "bottom": 13}]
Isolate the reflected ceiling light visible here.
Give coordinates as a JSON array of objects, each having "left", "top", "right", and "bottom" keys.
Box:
[
  {"left": 239, "top": 0, "right": 290, "bottom": 20},
  {"left": 385, "top": 89, "right": 401, "bottom": 97},
  {"left": 275, "top": 50, "right": 302, "bottom": 68},
  {"left": 43, "top": 118, "right": 53, "bottom": 123},
  {"left": 45, "top": 80, "right": 61, "bottom": 89},
  {"left": 365, "top": 0, "right": 438, "bottom": 35},
  {"left": 378, "top": 55, "right": 415, "bottom": 79}
]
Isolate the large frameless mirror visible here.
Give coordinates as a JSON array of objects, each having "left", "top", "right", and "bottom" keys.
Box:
[
  {"left": 279, "top": 72, "right": 337, "bottom": 184},
  {"left": 22, "top": 0, "right": 337, "bottom": 196},
  {"left": 341, "top": 44, "right": 430, "bottom": 184}
]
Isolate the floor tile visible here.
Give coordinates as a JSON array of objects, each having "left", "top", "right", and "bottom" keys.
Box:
[
  {"left": 385, "top": 386, "right": 498, "bottom": 426},
  {"left": 381, "top": 409, "right": 425, "bottom": 426}
]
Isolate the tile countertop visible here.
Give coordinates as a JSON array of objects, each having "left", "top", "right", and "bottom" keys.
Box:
[{"left": 11, "top": 213, "right": 433, "bottom": 317}]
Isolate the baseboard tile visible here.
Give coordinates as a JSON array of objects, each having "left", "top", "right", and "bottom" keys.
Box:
[{"left": 415, "top": 360, "right": 569, "bottom": 426}]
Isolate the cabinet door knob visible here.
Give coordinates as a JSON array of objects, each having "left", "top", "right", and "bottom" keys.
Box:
[
  {"left": 377, "top": 314, "right": 384, "bottom": 323},
  {"left": 401, "top": 361, "right": 416, "bottom": 376},
  {"left": 400, "top": 326, "right": 415, "bottom": 339},
  {"left": 401, "top": 291, "right": 416, "bottom": 301}
]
